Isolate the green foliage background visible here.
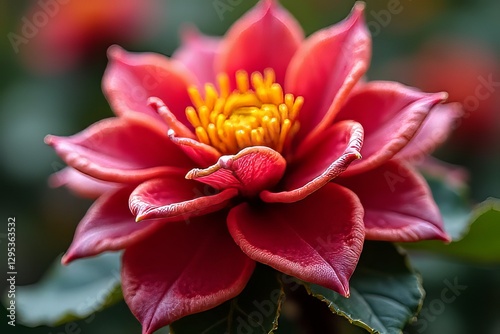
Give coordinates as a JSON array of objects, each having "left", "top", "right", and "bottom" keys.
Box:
[{"left": 1, "top": 0, "right": 499, "bottom": 333}]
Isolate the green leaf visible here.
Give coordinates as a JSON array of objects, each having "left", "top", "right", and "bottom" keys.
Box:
[
  {"left": 404, "top": 198, "right": 500, "bottom": 264},
  {"left": 170, "top": 265, "right": 285, "bottom": 334},
  {"left": 302, "top": 242, "right": 423, "bottom": 334},
  {"left": 425, "top": 174, "right": 472, "bottom": 240},
  {"left": 11, "top": 252, "right": 122, "bottom": 327}
]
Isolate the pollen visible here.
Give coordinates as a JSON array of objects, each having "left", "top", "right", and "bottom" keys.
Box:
[{"left": 185, "top": 68, "right": 303, "bottom": 155}]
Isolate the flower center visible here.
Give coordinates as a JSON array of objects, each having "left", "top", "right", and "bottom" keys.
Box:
[{"left": 185, "top": 68, "right": 303, "bottom": 155}]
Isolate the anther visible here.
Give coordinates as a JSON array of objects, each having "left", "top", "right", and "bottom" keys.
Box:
[{"left": 185, "top": 68, "right": 303, "bottom": 155}]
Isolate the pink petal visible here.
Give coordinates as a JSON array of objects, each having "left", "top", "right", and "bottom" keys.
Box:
[
  {"left": 337, "top": 161, "right": 450, "bottom": 242},
  {"left": 122, "top": 214, "right": 255, "bottom": 333},
  {"left": 102, "top": 45, "right": 197, "bottom": 126},
  {"left": 45, "top": 113, "right": 193, "bottom": 183},
  {"left": 49, "top": 167, "right": 119, "bottom": 199},
  {"left": 148, "top": 98, "right": 220, "bottom": 167},
  {"left": 395, "top": 103, "right": 462, "bottom": 161},
  {"left": 186, "top": 146, "right": 286, "bottom": 197},
  {"left": 261, "top": 121, "right": 363, "bottom": 203},
  {"left": 286, "top": 3, "right": 370, "bottom": 146},
  {"left": 217, "top": 0, "right": 304, "bottom": 87},
  {"left": 172, "top": 26, "right": 222, "bottom": 86},
  {"left": 167, "top": 130, "right": 221, "bottom": 168},
  {"left": 148, "top": 97, "right": 196, "bottom": 140},
  {"left": 416, "top": 156, "right": 469, "bottom": 191},
  {"left": 129, "top": 177, "right": 238, "bottom": 221},
  {"left": 336, "top": 81, "right": 448, "bottom": 177},
  {"left": 228, "top": 183, "right": 364, "bottom": 296},
  {"left": 62, "top": 186, "right": 165, "bottom": 264}
]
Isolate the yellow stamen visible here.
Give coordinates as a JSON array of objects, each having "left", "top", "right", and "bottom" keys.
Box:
[
  {"left": 207, "top": 123, "right": 221, "bottom": 147},
  {"left": 264, "top": 68, "right": 275, "bottom": 87},
  {"left": 235, "top": 129, "right": 251, "bottom": 149},
  {"left": 277, "top": 119, "right": 292, "bottom": 153},
  {"left": 278, "top": 103, "right": 288, "bottom": 122},
  {"left": 185, "top": 68, "right": 303, "bottom": 155},
  {"left": 270, "top": 84, "right": 284, "bottom": 105},
  {"left": 195, "top": 127, "right": 210, "bottom": 145},
  {"left": 251, "top": 72, "right": 264, "bottom": 90},
  {"left": 204, "top": 83, "right": 218, "bottom": 111},
  {"left": 217, "top": 73, "right": 230, "bottom": 98},
  {"left": 198, "top": 106, "right": 210, "bottom": 129},
  {"left": 188, "top": 87, "right": 204, "bottom": 109},
  {"left": 185, "top": 106, "right": 201, "bottom": 128},
  {"left": 291, "top": 96, "right": 304, "bottom": 121},
  {"left": 236, "top": 70, "right": 250, "bottom": 93},
  {"left": 284, "top": 93, "right": 294, "bottom": 113}
]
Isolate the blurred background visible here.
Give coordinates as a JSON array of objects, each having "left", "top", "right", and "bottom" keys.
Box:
[{"left": 0, "top": 0, "right": 499, "bottom": 333}]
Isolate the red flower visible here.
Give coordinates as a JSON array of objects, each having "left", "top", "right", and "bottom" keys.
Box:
[
  {"left": 19, "top": 0, "right": 159, "bottom": 73},
  {"left": 407, "top": 38, "right": 499, "bottom": 150},
  {"left": 45, "top": 1, "right": 459, "bottom": 332}
]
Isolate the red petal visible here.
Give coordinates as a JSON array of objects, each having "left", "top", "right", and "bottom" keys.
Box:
[
  {"left": 62, "top": 187, "right": 165, "bottom": 264},
  {"left": 336, "top": 81, "right": 448, "bottom": 177},
  {"left": 172, "top": 26, "right": 221, "bottom": 86},
  {"left": 395, "top": 103, "right": 462, "bottom": 161},
  {"left": 186, "top": 146, "right": 286, "bottom": 197},
  {"left": 416, "top": 156, "right": 469, "bottom": 191},
  {"left": 129, "top": 177, "right": 237, "bottom": 221},
  {"left": 45, "top": 113, "right": 193, "bottom": 183},
  {"left": 102, "top": 45, "right": 196, "bottom": 126},
  {"left": 148, "top": 97, "right": 196, "bottom": 140},
  {"left": 167, "top": 130, "right": 221, "bottom": 168},
  {"left": 122, "top": 214, "right": 255, "bottom": 333},
  {"left": 49, "top": 167, "right": 119, "bottom": 199},
  {"left": 148, "top": 98, "right": 220, "bottom": 167},
  {"left": 337, "top": 161, "right": 450, "bottom": 242},
  {"left": 261, "top": 121, "right": 363, "bottom": 203},
  {"left": 228, "top": 183, "right": 364, "bottom": 296},
  {"left": 217, "top": 0, "right": 303, "bottom": 87},
  {"left": 286, "top": 3, "right": 370, "bottom": 147}
]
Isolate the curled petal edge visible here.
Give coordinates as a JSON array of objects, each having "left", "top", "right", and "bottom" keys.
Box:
[
  {"left": 148, "top": 97, "right": 196, "bottom": 139},
  {"left": 261, "top": 122, "right": 363, "bottom": 203},
  {"left": 186, "top": 146, "right": 287, "bottom": 197},
  {"left": 130, "top": 182, "right": 238, "bottom": 222}
]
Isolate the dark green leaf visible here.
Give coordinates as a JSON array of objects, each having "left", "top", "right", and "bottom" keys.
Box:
[
  {"left": 425, "top": 174, "right": 472, "bottom": 240},
  {"left": 10, "top": 252, "right": 122, "bottom": 327},
  {"left": 170, "top": 265, "right": 284, "bottom": 334},
  {"left": 404, "top": 199, "right": 500, "bottom": 264},
  {"left": 302, "top": 242, "right": 423, "bottom": 334}
]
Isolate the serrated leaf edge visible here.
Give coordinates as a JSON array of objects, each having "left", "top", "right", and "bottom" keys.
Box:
[{"left": 297, "top": 244, "right": 425, "bottom": 334}]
